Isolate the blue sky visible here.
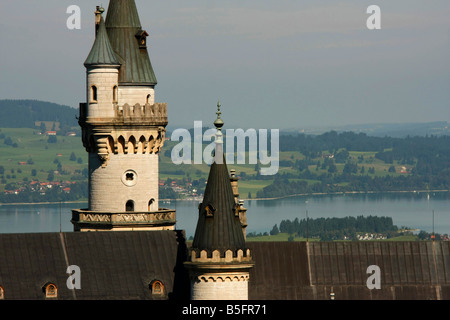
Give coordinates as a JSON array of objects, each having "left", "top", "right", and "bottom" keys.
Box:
[{"left": 0, "top": 0, "right": 449, "bottom": 130}]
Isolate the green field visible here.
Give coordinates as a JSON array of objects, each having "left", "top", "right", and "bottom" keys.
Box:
[
  {"left": 0, "top": 128, "right": 417, "bottom": 197},
  {"left": 0, "top": 128, "right": 87, "bottom": 191}
]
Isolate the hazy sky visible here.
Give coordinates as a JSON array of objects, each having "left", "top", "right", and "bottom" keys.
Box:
[{"left": 0, "top": 0, "right": 449, "bottom": 130}]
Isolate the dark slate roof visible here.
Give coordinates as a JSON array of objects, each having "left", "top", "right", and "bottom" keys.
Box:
[
  {"left": 247, "top": 241, "right": 450, "bottom": 300},
  {"left": 84, "top": 16, "right": 121, "bottom": 67},
  {"left": 192, "top": 145, "right": 247, "bottom": 254},
  {"left": 0, "top": 231, "right": 449, "bottom": 300},
  {"left": 0, "top": 231, "right": 189, "bottom": 300},
  {"left": 105, "top": 0, "right": 158, "bottom": 85}
]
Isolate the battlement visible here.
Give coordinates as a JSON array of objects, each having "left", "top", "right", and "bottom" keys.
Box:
[
  {"left": 79, "top": 102, "right": 168, "bottom": 124},
  {"left": 189, "top": 248, "right": 252, "bottom": 264},
  {"left": 115, "top": 102, "right": 167, "bottom": 120}
]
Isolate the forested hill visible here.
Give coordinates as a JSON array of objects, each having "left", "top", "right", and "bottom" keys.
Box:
[{"left": 0, "top": 100, "right": 78, "bottom": 129}]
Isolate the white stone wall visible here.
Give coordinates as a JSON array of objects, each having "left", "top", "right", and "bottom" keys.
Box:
[
  {"left": 86, "top": 67, "right": 119, "bottom": 119},
  {"left": 88, "top": 153, "right": 159, "bottom": 212},
  {"left": 118, "top": 86, "right": 155, "bottom": 106},
  {"left": 191, "top": 273, "right": 249, "bottom": 300}
]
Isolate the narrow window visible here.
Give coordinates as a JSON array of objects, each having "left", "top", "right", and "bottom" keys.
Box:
[
  {"left": 0, "top": 286, "right": 4, "bottom": 300},
  {"left": 148, "top": 198, "right": 155, "bottom": 211},
  {"left": 113, "top": 86, "right": 118, "bottom": 103},
  {"left": 91, "top": 86, "right": 98, "bottom": 102},
  {"left": 126, "top": 200, "right": 135, "bottom": 212},
  {"left": 146, "top": 94, "right": 151, "bottom": 104},
  {"left": 117, "top": 136, "right": 125, "bottom": 154}
]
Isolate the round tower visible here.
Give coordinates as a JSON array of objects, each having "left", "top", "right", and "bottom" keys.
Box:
[
  {"left": 72, "top": 2, "right": 175, "bottom": 232},
  {"left": 84, "top": 9, "right": 120, "bottom": 120},
  {"left": 184, "top": 103, "right": 254, "bottom": 300}
]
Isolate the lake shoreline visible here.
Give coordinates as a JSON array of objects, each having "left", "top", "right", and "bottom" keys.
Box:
[{"left": 2, "top": 189, "right": 448, "bottom": 206}]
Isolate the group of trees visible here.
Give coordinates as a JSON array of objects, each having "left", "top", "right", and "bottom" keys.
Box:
[
  {"left": 270, "top": 215, "right": 398, "bottom": 241},
  {"left": 0, "top": 182, "right": 88, "bottom": 204},
  {"left": 256, "top": 132, "right": 450, "bottom": 198},
  {"left": 0, "top": 100, "right": 78, "bottom": 130}
]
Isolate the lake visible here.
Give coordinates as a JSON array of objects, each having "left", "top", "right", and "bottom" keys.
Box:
[{"left": 0, "top": 192, "right": 449, "bottom": 238}]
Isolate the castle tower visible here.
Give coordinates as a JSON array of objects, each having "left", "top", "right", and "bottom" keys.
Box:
[
  {"left": 184, "top": 103, "right": 254, "bottom": 300},
  {"left": 72, "top": 1, "right": 175, "bottom": 232}
]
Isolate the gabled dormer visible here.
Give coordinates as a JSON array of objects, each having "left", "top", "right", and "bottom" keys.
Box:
[{"left": 136, "top": 30, "right": 149, "bottom": 49}]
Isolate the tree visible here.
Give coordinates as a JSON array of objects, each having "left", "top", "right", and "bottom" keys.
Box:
[
  {"left": 4, "top": 136, "right": 12, "bottom": 146},
  {"left": 48, "top": 135, "right": 57, "bottom": 143},
  {"left": 388, "top": 166, "right": 396, "bottom": 173},
  {"left": 70, "top": 152, "right": 77, "bottom": 161},
  {"left": 270, "top": 224, "right": 279, "bottom": 236},
  {"left": 31, "top": 169, "right": 37, "bottom": 177}
]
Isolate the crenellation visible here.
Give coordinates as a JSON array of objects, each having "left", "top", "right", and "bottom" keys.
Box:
[{"left": 189, "top": 248, "right": 252, "bottom": 263}]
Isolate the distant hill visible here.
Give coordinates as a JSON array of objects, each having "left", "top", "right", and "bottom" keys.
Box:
[
  {"left": 281, "top": 121, "right": 450, "bottom": 138},
  {"left": 0, "top": 100, "right": 78, "bottom": 130}
]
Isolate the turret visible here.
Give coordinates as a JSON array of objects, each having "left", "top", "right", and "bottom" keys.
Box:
[
  {"left": 84, "top": 11, "right": 120, "bottom": 119},
  {"left": 184, "top": 103, "right": 254, "bottom": 300},
  {"left": 72, "top": 1, "right": 174, "bottom": 232},
  {"left": 105, "top": 0, "right": 157, "bottom": 106}
]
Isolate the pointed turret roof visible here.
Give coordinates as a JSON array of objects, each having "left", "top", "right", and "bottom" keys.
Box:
[
  {"left": 84, "top": 15, "right": 120, "bottom": 67},
  {"left": 105, "top": 0, "right": 158, "bottom": 85},
  {"left": 192, "top": 103, "right": 246, "bottom": 254}
]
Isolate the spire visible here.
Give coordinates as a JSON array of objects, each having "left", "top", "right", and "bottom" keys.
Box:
[
  {"left": 84, "top": 10, "right": 120, "bottom": 67},
  {"left": 192, "top": 103, "right": 246, "bottom": 254},
  {"left": 105, "top": 0, "right": 158, "bottom": 85}
]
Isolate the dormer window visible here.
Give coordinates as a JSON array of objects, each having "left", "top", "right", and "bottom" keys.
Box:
[
  {"left": 204, "top": 204, "right": 216, "bottom": 217},
  {"left": 136, "top": 30, "right": 149, "bottom": 49},
  {"left": 43, "top": 283, "right": 58, "bottom": 299},
  {"left": 150, "top": 280, "right": 165, "bottom": 296}
]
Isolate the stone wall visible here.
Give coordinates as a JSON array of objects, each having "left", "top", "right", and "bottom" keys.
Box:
[{"left": 89, "top": 153, "right": 159, "bottom": 212}]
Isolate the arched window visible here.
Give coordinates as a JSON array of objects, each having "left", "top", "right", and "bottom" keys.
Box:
[
  {"left": 91, "top": 85, "right": 98, "bottom": 102},
  {"left": 127, "top": 136, "right": 136, "bottom": 154},
  {"left": 148, "top": 198, "right": 155, "bottom": 211},
  {"left": 137, "top": 136, "right": 146, "bottom": 154},
  {"left": 146, "top": 94, "right": 151, "bottom": 104},
  {"left": 113, "top": 86, "right": 118, "bottom": 103},
  {"left": 0, "top": 285, "right": 4, "bottom": 300},
  {"left": 117, "top": 136, "right": 125, "bottom": 154},
  {"left": 43, "top": 283, "right": 58, "bottom": 299},
  {"left": 150, "top": 280, "right": 164, "bottom": 296},
  {"left": 126, "top": 200, "right": 135, "bottom": 212},
  {"left": 107, "top": 136, "right": 115, "bottom": 154},
  {"left": 147, "top": 135, "right": 155, "bottom": 154}
]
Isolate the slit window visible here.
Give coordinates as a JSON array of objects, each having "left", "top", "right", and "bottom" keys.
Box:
[
  {"left": 113, "top": 86, "right": 118, "bottom": 103},
  {"left": 91, "top": 86, "right": 98, "bottom": 102}
]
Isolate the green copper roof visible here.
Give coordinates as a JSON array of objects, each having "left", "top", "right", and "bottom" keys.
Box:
[
  {"left": 84, "top": 16, "right": 120, "bottom": 67},
  {"left": 105, "top": 0, "right": 157, "bottom": 86}
]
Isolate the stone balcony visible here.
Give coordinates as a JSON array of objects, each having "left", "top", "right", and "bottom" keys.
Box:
[{"left": 71, "top": 208, "right": 176, "bottom": 232}]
